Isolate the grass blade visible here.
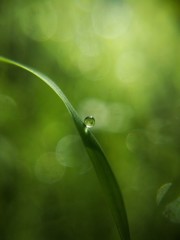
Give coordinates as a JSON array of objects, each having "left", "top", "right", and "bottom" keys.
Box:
[{"left": 0, "top": 56, "right": 131, "bottom": 240}]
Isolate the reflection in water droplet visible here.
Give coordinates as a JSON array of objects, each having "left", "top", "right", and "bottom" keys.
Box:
[
  {"left": 56, "top": 135, "right": 91, "bottom": 174},
  {"left": 84, "top": 116, "right": 95, "bottom": 128}
]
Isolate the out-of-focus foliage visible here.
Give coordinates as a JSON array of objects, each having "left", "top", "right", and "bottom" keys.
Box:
[{"left": 0, "top": 0, "right": 180, "bottom": 239}]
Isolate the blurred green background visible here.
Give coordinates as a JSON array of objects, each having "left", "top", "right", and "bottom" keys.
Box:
[{"left": 0, "top": 0, "right": 180, "bottom": 239}]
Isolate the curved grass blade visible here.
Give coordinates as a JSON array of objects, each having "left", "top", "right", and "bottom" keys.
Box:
[{"left": 0, "top": 56, "right": 131, "bottom": 240}]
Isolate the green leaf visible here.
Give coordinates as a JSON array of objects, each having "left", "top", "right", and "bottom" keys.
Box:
[{"left": 0, "top": 56, "right": 131, "bottom": 240}]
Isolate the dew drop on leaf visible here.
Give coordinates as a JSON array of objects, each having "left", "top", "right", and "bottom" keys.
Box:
[{"left": 84, "top": 116, "right": 95, "bottom": 128}]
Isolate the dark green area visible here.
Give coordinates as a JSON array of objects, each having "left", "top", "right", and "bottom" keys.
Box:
[{"left": 0, "top": 0, "right": 180, "bottom": 239}]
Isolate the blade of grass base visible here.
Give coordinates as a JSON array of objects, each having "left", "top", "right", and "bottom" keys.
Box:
[{"left": 0, "top": 56, "right": 131, "bottom": 240}]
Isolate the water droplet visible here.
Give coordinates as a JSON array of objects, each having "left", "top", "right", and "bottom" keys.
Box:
[{"left": 84, "top": 116, "right": 95, "bottom": 128}]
